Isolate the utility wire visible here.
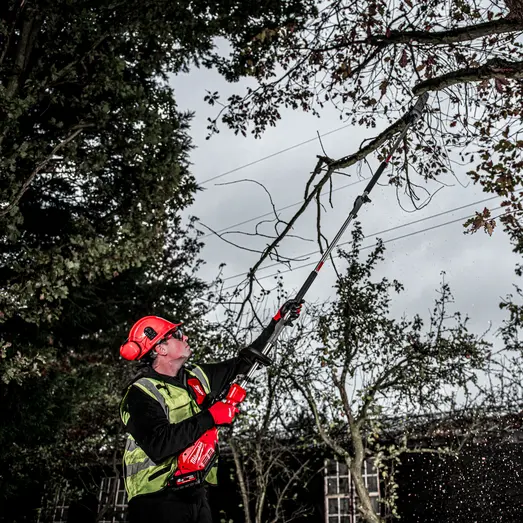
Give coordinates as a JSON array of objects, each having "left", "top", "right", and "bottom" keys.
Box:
[
  {"left": 198, "top": 123, "right": 353, "bottom": 186},
  {"left": 219, "top": 194, "right": 504, "bottom": 281},
  {"left": 201, "top": 176, "right": 368, "bottom": 239},
  {"left": 222, "top": 208, "right": 504, "bottom": 291},
  {"left": 221, "top": 194, "right": 504, "bottom": 284},
  {"left": 221, "top": 197, "right": 515, "bottom": 291}
]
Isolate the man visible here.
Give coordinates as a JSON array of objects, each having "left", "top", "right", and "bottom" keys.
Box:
[{"left": 119, "top": 300, "right": 302, "bottom": 523}]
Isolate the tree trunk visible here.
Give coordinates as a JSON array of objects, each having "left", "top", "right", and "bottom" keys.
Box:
[
  {"left": 349, "top": 426, "right": 382, "bottom": 523},
  {"left": 229, "top": 438, "right": 252, "bottom": 523}
]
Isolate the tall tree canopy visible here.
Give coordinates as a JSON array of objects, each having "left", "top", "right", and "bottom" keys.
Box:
[
  {"left": 212, "top": 0, "right": 522, "bottom": 219},
  {"left": 0, "top": 0, "right": 316, "bottom": 518}
]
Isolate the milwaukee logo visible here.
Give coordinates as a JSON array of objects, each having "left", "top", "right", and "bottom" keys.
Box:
[
  {"left": 193, "top": 384, "right": 204, "bottom": 395},
  {"left": 189, "top": 442, "right": 205, "bottom": 465},
  {"left": 201, "top": 448, "right": 214, "bottom": 467}
]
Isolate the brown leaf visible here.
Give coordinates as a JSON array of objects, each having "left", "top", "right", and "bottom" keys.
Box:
[
  {"left": 485, "top": 220, "right": 496, "bottom": 236},
  {"left": 495, "top": 78, "right": 506, "bottom": 93},
  {"left": 478, "top": 79, "right": 490, "bottom": 91},
  {"left": 389, "top": 176, "right": 402, "bottom": 186},
  {"left": 399, "top": 49, "right": 408, "bottom": 68}
]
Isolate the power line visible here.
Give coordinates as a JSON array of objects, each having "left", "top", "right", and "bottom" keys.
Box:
[
  {"left": 222, "top": 209, "right": 500, "bottom": 291},
  {"left": 202, "top": 176, "right": 369, "bottom": 239},
  {"left": 198, "top": 123, "right": 353, "bottom": 186},
  {"left": 221, "top": 196, "right": 513, "bottom": 291},
  {"left": 221, "top": 194, "right": 502, "bottom": 284}
]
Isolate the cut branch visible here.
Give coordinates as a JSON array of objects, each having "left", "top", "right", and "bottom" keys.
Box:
[{"left": 235, "top": 114, "right": 409, "bottom": 317}]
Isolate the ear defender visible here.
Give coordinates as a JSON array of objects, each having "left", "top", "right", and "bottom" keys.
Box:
[
  {"left": 120, "top": 317, "right": 182, "bottom": 361},
  {"left": 120, "top": 340, "right": 142, "bottom": 361}
]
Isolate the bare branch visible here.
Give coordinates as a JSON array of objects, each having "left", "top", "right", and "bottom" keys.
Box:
[
  {"left": 234, "top": 113, "right": 409, "bottom": 317},
  {"left": 0, "top": 126, "right": 89, "bottom": 217},
  {"left": 229, "top": 437, "right": 252, "bottom": 523},
  {"left": 289, "top": 373, "right": 350, "bottom": 460},
  {"left": 269, "top": 457, "right": 311, "bottom": 523}
]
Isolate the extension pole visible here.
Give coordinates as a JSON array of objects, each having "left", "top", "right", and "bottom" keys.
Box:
[{"left": 239, "top": 93, "right": 430, "bottom": 386}]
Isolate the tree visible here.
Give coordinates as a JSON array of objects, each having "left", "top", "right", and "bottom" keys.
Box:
[
  {"left": 0, "top": 0, "right": 315, "bottom": 341},
  {"left": 204, "top": 291, "right": 319, "bottom": 523},
  {"left": 282, "top": 224, "right": 502, "bottom": 522},
  {"left": 0, "top": 0, "right": 317, "bottom": 518}
]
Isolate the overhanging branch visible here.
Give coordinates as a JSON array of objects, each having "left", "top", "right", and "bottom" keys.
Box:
[
  {"left": 371, "top": 18, "right": 523, "bottom": 46},
  {"left": 413, "top": 58, "right": 523, "bottom": 95},
  {"left": 310, "top": 19, "right": 523, "bottom": 53},
  {"left": 0, "top": 125, "right": 91, "bottom": 217}
]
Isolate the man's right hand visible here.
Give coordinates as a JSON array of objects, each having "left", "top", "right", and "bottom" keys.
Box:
[{"left": 208, "top": 402, "right": 239, "bottom": 426}]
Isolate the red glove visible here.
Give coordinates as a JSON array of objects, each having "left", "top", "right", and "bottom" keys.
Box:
[{"left": 208, "top": 402, "right": 239, "bottom": 426}]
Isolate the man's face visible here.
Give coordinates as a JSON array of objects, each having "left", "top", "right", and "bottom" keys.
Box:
[{"left": 156, "top": 329, "right": 191, "bottom": 361}]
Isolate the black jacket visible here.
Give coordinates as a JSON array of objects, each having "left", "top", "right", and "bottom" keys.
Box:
[
  {"left": 123, "top": 358, "right": 251, "bottom": 463},
  {"left": 123, "top": 317, "right": 278, "bottom": 464}
]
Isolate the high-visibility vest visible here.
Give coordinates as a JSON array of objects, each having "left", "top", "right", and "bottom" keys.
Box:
[{"left": 120, "top": 365, "right": 218, "bottom": 501}]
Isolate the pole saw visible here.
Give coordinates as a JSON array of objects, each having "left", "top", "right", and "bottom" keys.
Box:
[{"left": 168, "top": 93, "right": 430, "bottom": 489}]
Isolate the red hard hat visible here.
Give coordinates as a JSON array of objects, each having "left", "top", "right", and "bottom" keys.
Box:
[{"left": 120, "top": 316, "right": 182, "bottom": 361}]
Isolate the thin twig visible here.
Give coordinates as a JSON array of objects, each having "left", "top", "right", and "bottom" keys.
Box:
[{"left": 1, "top": 126, "right": 88, "bottom": 217}]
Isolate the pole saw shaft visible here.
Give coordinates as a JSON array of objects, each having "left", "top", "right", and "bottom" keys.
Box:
[{"left": 239, "top": 93, "right": 429, "bottom": 387}]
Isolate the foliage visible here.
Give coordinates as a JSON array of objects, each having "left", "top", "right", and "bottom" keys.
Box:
[
  {"left": 0, "top": 0, "right": 317, "bottom": 517},
  {"left": 208, "top": 0, "right": 523, "bottom": 263}
]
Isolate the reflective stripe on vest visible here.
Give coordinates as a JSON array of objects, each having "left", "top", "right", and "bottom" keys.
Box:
[
  {"left": 125, "top": 456, "right": 157, "bottom": 477},
  {"left": 125, "top": 437, "right": 139, "bottom": 453},
  {"left": 133, "top": 378, "right": 168, "bottom": 417},
  {"left": 186, "top": 365, "right": 211, "bottom": 392}
]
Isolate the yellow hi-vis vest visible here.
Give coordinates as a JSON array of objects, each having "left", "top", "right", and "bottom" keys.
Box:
[{"left": 119, "top": 365, "right": 218, "bottom": 501}]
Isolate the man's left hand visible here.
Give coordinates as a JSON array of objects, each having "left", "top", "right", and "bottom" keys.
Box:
[{"left": 273, "top": 298, "right": 304, "bottom": 326}]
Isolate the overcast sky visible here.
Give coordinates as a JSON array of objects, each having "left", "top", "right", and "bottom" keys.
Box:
[{"left": 170, "top": 66, "right": 519, "bottom": 348}]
